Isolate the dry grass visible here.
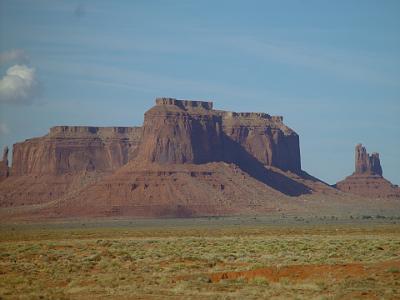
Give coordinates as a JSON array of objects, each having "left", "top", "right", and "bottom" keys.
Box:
[{"left": 0, "top": 221, "right": 399, "bottom": 299}]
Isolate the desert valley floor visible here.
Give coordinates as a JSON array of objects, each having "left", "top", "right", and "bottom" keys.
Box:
[{"left": 1, "top": 217, "right": 400, "bottom": 299}]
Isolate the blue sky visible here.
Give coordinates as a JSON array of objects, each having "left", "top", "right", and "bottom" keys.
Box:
[{"left": 0, "top": 0, "right": 399, "bottom": 184}]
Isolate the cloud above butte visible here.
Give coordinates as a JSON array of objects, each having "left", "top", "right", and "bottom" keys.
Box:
[{"left": 0, "top": 50, "right": 41, "bottom": 105}]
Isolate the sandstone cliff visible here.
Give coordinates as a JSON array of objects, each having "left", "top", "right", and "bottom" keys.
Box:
[
  {"left": 136, "top": 98, "right": 301, "bottom": 173},
  {"left": 0, "top": 147, "right": 9, "bottom": 181},
  {"left": 354, "top": 143, "right": 382, "bottom": 175},
  {"left": 0, "top": 126, "right": 142, "bottom": 207},
  {"left": 135, "top": 98, "right": 224, "bottom": 164},
  {"left": 11, "top": 126, "right": 142, "bottom": 175},
  {"left": 5, "top": 98, "right": 302, "bottom": 177},
  {"left": 336, "top": 144, "right": 400, "bottom": 198},
  {"left": 0, "top": 97, "right": 341, "bottom": 219},
  {"left": 220, "top": 111, "right": 301, "bottom": 173}
]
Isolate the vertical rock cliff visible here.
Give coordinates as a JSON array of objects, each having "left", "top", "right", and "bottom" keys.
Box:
[
  {"left": 11, "top": 126, "right": 142, "bottom": 175},
  {"left": 355, "top": 144, "right": 382, "bottom": 176},
  {"left": 220, "top": 112, "right": 301, "bottom": 173},
  {"left": 336, "top": 144, "right": 399, "bottom": 198},
  {"left": 135, "top": 98, "right": 301, "bottom": 174},
  {"left": 135, "top": 98, "right": 224, "bottom": 164},
  {"left": 0, "top": 146, "right": 9, "bottom": 181}
]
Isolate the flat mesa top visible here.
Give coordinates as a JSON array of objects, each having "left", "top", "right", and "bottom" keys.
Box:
[
  {"left": 155, "top": 97, "right": 213, "bottom": 110},
  {"left": 47, "top": 126, "right": 142, "bottom": 139}
]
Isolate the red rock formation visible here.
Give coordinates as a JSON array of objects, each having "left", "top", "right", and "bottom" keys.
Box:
[
  {"left": 369, "top": 153, "right": 382, "bottom": 176},
  {"left": 41, "top": 162, "right": 287, "bottom": 218},
  {"left": 135, "top": 98, "right": 223, "bottom": 164},
  {"left": 220, "top": 111, "right": 301, "bottom": 173},
  {"left": 336, "top": 144, "right": 399, "bottom": 198},
  {"left": 11, "top": 126, "right": 142, "bottom": 175},
  {"left": 0, "top": 126, "right": 141, "bottom": 207},
  {"left": 0, "top": 146, "right": 9, "bottom": 181},
  {"left": 355, "top": 144, "right": 382, "bottom": 175},
  {"left": 1, "top": 97, "right": 342, "bottom": 219},
  {"left": 136, "top": 98, "right": 301, "bottom": 173},
  {"left": 4, "top": 98, "right": 301, "bottom": 177}
]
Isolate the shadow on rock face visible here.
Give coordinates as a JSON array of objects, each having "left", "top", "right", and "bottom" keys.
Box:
[
  {"left": 222, "top": 133, "right": 312, "bottom": 197},
  {"left": 298, "top": 170, "right": 330, "bottom": 185}
]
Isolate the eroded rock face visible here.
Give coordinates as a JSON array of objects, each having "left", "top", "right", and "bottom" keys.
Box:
[
  {"left": 355, "top": 144, "right": 382, "bottom": 176},
  {"left": 0, "top": 126, "right": 142, "bottom": 206},
  {"left": 11, "top": 126, "right": 142, "bottom": 175},
  {"left": 6, "top": 98, "right": 302, "bottom": 176},
  {"left": 136, "top": 98, "right": 301, "bottom": 173},
  {"left": 0, "top": 146, "right": 9, "bottom": 181},
  {"left": 220, "top": 112, "right": 301, "bottom": 173},
  {"left": 336, "top": 144, "right": 399, "bottom": 198},
  {"left": 1, "top": 97, "right": 313, "bottom": 216},
  {"left": 135, "top": 98, "right": 223, "bottom": 164}
]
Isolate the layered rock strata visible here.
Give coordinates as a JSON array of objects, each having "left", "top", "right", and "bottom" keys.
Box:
[
  {"left": 135, "top": 98, "right": 224, "bottom": 164},
  {"left": 219, "top": 111, "right": 301, "bottom": 172},
  {"left": 4, "top": 98, "right": 302, "bottom": 176},
  {"left": 11, "top": 126, "right": 142, "bottom": 175},
  {"left": 0, "top": 126, "right": 142, "bottom": 207},
  {"left": 0, "top": 97, "right": 338, "bottom": 218},
  {"left": 136, "top": 98, "right": 301, "bottom": 173},
  {"left": 43, "top": 162, "right": 287, "bottom": 218}
]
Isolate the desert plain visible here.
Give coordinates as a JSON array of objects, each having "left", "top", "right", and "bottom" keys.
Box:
[{"left": 1, "top": 217, "right": 399, "bottom": 299}]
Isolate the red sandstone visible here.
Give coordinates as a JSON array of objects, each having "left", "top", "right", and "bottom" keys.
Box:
[{"left": 0, "top": 98, "right": 398, "bottom": 219}]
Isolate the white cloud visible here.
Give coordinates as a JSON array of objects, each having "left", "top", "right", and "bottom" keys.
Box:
[
  {"left": 0, "top": 49, "right": 29, "bottom": 65},
  {"left": 0, "top": 64, "right": 40, "bottom": 105}
]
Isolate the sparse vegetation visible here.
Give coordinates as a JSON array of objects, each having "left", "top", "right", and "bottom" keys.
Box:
[{"left": 0, "top": 220, "right": 399, "bottom": 299}]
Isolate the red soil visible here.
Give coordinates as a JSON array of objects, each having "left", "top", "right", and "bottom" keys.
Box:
[{"left": 207, "top": 260, "right": 400, "bottom": 283}]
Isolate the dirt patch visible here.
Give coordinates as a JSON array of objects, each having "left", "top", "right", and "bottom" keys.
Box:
[
  {"left": 340, "top": 291, "right": 380, "bottom": 300},
  {"left": 207, "top": 260, "right": 400, "bottom": 283}
]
